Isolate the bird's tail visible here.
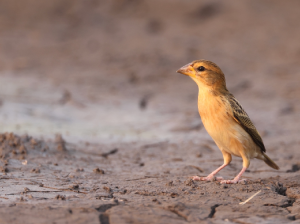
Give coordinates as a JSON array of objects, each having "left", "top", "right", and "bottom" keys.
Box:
[{"left": 263, "top": 153, "right": 279, "bottom": 170}]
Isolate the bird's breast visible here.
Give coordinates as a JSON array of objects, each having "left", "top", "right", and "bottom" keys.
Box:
[
  {"left": 199, "top": 96, "right": 233, "bottom": 142},
  {"left": 198, "top": 94, "right": 232, "bottom": 138}
]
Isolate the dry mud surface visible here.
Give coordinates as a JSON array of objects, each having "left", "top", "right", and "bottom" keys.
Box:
[
  {"left": 0, "top": 0, "right": 300, "bottom": 223},
  {"left": 0, "top": 132, "right": 300, "bottom": 224}
]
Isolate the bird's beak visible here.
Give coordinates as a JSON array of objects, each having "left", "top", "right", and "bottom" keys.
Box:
[{"left": 176, "top": 63, "right": 194, "bottom": 76}]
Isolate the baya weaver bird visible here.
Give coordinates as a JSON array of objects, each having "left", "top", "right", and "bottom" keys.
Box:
[{"left": 177, "top": 60, "right": 279, "bottom": 184}]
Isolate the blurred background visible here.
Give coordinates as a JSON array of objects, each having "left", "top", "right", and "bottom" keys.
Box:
[{"left": 0, "top": 0, "right": 299, "bottom": 144}]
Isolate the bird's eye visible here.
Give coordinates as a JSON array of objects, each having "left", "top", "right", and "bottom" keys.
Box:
[{"left": 197, "top": 66, "right": 205, "bottom": 71}]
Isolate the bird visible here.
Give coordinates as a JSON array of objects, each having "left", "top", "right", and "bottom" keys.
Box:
[{"left": 176, "top": 59, "right": 279, "bottom": 184}]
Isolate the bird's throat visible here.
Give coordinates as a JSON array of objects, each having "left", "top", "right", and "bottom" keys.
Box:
[{"left": 197, "top": 90, "right": 226, "bottom": 120}]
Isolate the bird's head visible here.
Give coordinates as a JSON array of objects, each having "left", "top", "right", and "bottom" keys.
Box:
[{"left": 176, "top": 60, "right": 227, "bottom": 91}]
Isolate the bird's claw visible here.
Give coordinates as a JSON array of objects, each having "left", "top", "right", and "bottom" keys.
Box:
[
  {"left": 192, "top": 175, "right": 247, "bottom": 184},
  {"left": 220, "top": 179, "right": 247, "bottom": 184},
  {"left": 192, "top": 176, "right": 223, "bottom": 181},
  {"left": 220, "top": 179, "right": 238, "bottom": 184}
]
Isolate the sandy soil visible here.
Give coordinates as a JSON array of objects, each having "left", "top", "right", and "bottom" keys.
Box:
[{"left": 0, "top": 0, "right": 300, "bottom": 223}]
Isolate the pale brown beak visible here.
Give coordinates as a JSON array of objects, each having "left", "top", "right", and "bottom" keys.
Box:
[{"left": 176, "top": 63, "right": 194, "bottom": 76}]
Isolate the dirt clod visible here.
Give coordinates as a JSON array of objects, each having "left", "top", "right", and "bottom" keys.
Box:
[
  {"left": 287, "top": 163, "right": 300, "bottom": 173},
  {"left": 55, "top": 134, "right": 67, "bottom": 151},
  {"left": 75, "top": 168, "right": 84, "bottom": 172},
  {"left": 70, "top": 184, "right": 79, "bottom": 190},
  {"left": 30, "top": 139, "right": 38, "bottom": 146},
  {"left": 184, "top": 179, "right": 196, "bottom": 187},
  {"left": 31, "top": 168, "right": 40, "bottom": 173},
  {"left": 0, "top": 166, "right": 8, "bottom": 173},
  {"left": 273, "top": 182, "right": 287, "bottom": 196},
  {"left": 103, "top": 186, "right": 112, "bottom": 193},
  {"left": 19, "top": 145, "right": 27, "bottom": 154},
  {"left": 170, "top": 192, "right": 179, "bottom": 198},
  {"left": 19, "top": 197, "right": 26, "bottom": 202},
  {"left": 93, "top": 168, "right": 105, "bottom": 174},
  {"left": 55, "top": 195, "right": 66, "bottom": 200},
  {"left": 166, "top": 181, "right": 174, "bottom": 187}
]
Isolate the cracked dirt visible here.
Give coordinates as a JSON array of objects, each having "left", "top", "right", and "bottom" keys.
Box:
[
  {"left": 1, "top": 133, "right": 300, "bottom": 223},
  {"left": 0, "top": 0, "right": 300, "bottom": 223}
]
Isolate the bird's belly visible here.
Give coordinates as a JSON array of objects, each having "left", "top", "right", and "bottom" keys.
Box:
[
  {"left": 202, "top": 115, "right": 257, "bottom": 158},
  {"left": 205, "top": 122, "right": 241, "bottom": 157}
]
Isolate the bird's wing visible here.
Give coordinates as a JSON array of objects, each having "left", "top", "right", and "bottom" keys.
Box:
[{"left": 228, "top": 95, "right": 266, "bottom": 153}]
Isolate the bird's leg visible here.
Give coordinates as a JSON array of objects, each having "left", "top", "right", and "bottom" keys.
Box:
[
  {"left": 192, "top": 164, "right": 227, "bottom": 181},
  {"left": 220, "top": 154, "right": 249, "bottom": 184},
  {"left": 192, "top": 150, "right": 231, "bottom": 181}
]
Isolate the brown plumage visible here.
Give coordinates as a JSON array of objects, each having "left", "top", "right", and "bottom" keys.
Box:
[{"left": 177, "top": 59, "right": 279, "bottom": 184}]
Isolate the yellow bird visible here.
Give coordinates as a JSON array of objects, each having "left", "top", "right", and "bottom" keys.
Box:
[{"left": 177, "top": 60, "right": 279, "bottom": 184}]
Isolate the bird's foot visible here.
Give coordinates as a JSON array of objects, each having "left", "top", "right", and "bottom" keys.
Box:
[
  {"left": 192, "top": 175, "right": 224, "bottom": 181},
  {"left": 220, "top": 179, "right": 247, "bottom": 184}
]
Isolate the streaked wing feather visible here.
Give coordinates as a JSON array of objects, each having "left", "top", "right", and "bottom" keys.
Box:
[{"left": 229, "top": 95, "right": 266, "bottom": 153}]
